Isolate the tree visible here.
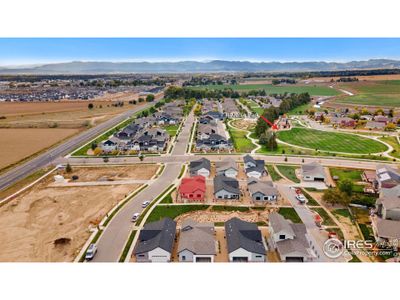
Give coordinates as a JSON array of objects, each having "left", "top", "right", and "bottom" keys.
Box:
[
  {"left": 65, "top": 163, "right": 72, "bottom": 173},
  {"left": 138, "top": 97, "right": 144, "bottom": 103},
  {"left": 91, "top": 142, "right": 97, "bottom": 151},
  {"left": 338, "top": 179, "right": 353, "bottom": 197},
  {"left": 88, "top": 103, "right": 94, "bottom": 109},
  {"left": 385, "top": 123, "right": 397, "bottom": 131},
  {"left": 139, "top": 154, "right": 144, "bottom": 161},
  {"left": 322, "top": 188, "right": 351, "bottom": 206},
  {"left": 146, "top": 94, "right": 155, "bottom": 102},
  {"left": 266, "top": 131, "right": 278, "bottom": 151}
]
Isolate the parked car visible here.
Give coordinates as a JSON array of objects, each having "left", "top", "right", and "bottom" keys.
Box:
[
  {"left": 296, "top": 194, "right": 307, "bottom": 204},
  {"left": 142, "top": 201, "right": 150, "bottom": 208},
  {"left": 131, "top": 212, "right": 140, "bottom": 222},
  {"left": 85, "top": 244, "right": 97, "bottom": 260}
]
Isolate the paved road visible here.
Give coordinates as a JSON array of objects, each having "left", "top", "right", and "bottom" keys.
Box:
[
  {"left": 0, "top": 100, "right": 158, "bottom": 192},
  {"left": 65, "top": 152, "right": 391, "bottom": 170},
  {"left": 278, "top": 185, "right": 345, "bottom": 262},
  {"left": 91, "top": 112, "right": 195, "bottom": 262}
]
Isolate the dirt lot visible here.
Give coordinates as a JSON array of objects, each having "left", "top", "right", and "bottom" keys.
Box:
[
  {"left": 0, "top": 164, "right": 158, "bottom": 262},
  {"left": 231, "top": 119, "right": 256, "bottom": 131},
  {"left": 174, "top": 208, "right": 275, "bottom": 226},
  {"left": 63, "top": 165, "right": 159, "bottom": 182},
  {"left": 0, "top": 128, "right": 80, "bottom": 170}
]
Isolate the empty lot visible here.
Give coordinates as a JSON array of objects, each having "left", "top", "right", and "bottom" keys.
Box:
[
  {"left": 0, "top": 128, "right": 80, "bottom": 170},
  {"left": 0, "top": 165, "right": 158, "bottom": 262}
]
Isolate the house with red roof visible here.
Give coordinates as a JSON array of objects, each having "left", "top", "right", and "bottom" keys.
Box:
[{"left": 178, "top": 176, "right": 206, "bottom": 202}]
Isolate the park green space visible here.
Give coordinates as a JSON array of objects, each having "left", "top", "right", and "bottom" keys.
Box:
[
  {"left": 277, "top": 128, "right": 388, "bottom": 154},
  {"left": 227, "top": 125, "right": 255, "bottom": 153},
  {"left": 191, "top": 84, "right": 340, "bottom": 96}
]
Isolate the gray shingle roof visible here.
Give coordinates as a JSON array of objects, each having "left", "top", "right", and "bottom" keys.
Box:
[
  {"left": 215, "top": 158, "right": 238, "bottom": 173},
  {"left": 225, "top": 217, "right": 266, "bottom": 255},
  {"left": 377, "top": 186, "right": 400, "bottom": 209},
  {"left": 269, "top": 212, "right": 295, "bottom": 237},
  {"left": 375, "top": 218, "right": 400, "bottom": 239},
  {"left": 190, "top": 158, "right": 211, "bottom": 172},
  {"left": 178, "top": 219, "right": 216, "bottom": 255},
  {"left": 134, "top": 218, "right": 177, "bottom": 254},
  {"left": 301, "top": 161, "right": 325, "bottom": 178},
  {"left": 248, "top": 178, "right": 278, "bottom": 197},
  {"left": 213, "top": 175, "right": 239, "bottom": 194}
]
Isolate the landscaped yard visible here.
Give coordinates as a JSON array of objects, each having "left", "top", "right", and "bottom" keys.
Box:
[
  {"left": 330, "top": 168, "right": 363, "bottom": 182},
  {"left": 278, "top": 207, "right": 302, "bottom": 223},
  {"left": 266, "top": 165, "right": 283, "bottom": 181},
  {"left": 276, "top": 165, "right": 300, "bottom": 183},
  {"left": 277, "top": 128, "right": 388, "bottom": 154},
  {"left": 311, "top": 207, "right": 336, "bottom": 226},
  {"left": 164, "top": 124, "right": 180, "bottom": 137},
  {"left": 227, "top": 125, "right": 255, "bottom": 153},
  {"left": 191, "top": 84, "right": 340, "bottom": 96},
  {"left": 379, "top": 136, "right": 400, "bottom": 159},
  {"left": 145, "top": 204, "right": 210, "bottom": 223}
]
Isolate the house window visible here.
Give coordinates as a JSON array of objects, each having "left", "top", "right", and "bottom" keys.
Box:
[
  {"left": 255, "top": 255, "right": 262, "bottom": 258},
  {"left": 189, "top": 194, "right": 193, "bottom": 198},
  {"left": 138, "top": 254, "right": 145, "bottom": 257},
  {"left": 218, "top": 196, "right": 222, "bottom": 199},
  {"left": 263, "top": 196, "right": 269, "bottom": 200},
  {"left": 197, "top": 194, "right": 201, "bottom": 198},
  {"left": 256, "top": 196, "right": 261, "bottom": 200},
  {"left": 182, "top": 256, "right": 186, "bottom": 261},
  {"left": 279, "top": 235, "right": 285, "bottom": 240}
]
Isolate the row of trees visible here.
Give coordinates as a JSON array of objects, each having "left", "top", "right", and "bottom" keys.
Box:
[
  {"left": 254, "top": 92, "right": 311, "bottom": 137},
  {"left": 164, "top": 86, "right": 241, "bottom": 99}
]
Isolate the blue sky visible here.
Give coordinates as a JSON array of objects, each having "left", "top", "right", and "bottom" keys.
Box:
[{"left": 1, "top": 38, "right": 400, "bottom": 65}]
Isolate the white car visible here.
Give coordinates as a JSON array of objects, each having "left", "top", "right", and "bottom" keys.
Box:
[
  {"left": 131, "top": 212, "right": 140, "bottom": 222},
  {"left": 296, "top": 194, "right": 307, "bottom": 204},
  {"left": 85, "top": 244, "right": 97, "bottom": 260},
  {"left": 142, "top": 201, "right": 150, "bottom": 208}
]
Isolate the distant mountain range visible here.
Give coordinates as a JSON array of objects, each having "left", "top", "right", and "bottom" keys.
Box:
[{"left": 1, "top": 59, "right": 400, "bottom": 74}]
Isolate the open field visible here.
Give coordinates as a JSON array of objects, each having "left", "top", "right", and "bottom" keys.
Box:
[
  {"left": 227, "top": 126, "right": 255, "bottom": 153},
  {"left": 334, "top": 80, "right": 400, "bottom": 107},
  {"left": 0, "top": 100, "right": 145, "bottom": 129},
  {"left": 277, "top": 128, "right": 388, "bottom": 154},
  {"left": 0, "top": 164, "right": 158, "bottom": 262},
  {"left": 276, "top": 165, "right": 300, "bottom": 183},
  {"left": 307, "top": 74, "right": 400, "bottom": 82},
  {"left": 0, "top": 128, "right": 80, "bottom": 170},
  {"left": 190, "top": 84, "right": 341, "bottom": 96}
]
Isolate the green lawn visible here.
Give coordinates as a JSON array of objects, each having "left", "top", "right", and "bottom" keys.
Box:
[
  {"left": 277, "top": 128, "right": 388, "bottom": 154},
  {"left": 191, "top": 84, "right": 340, "bottom": 96},
  {"left": 335, "top": 80, "right": 400, "bottom": 107},
  {"left": 211, "top": 205, "right": 250, "bottom": 212},
  {"left": 266, "top": 165, "right": 283, "bottom": 181},
  {"left": 276, "top": 165, "right": 300, "bottom": 183},
  {"left": 278, "top": 207, "right": 302, "bottom": 223},
  {"left": 311, "top": 207, "right": 336, "bottom": 226},
  {"left": 164, "top": 124, "right": 179, "bottom": 137},
  {"left": 227, "top": 126, "right": 255, "bottom": 153},
  {"left": 330, "top": 168, "right": 363, "bottom": 182},
  {"left": 287, "top": 102, "right": 314, "bottom": 115},
  {"left": 379, "top": 136, "right": 400, "bottom": 159},
  {"left": 146, "top": 205, "right": 210, "bottom": 223},
  {"left": 332, "top": 208, "right": 353, "bottom": 220},
  {"left": 301, "top": 189, "right": 320, "bottom": 206}
]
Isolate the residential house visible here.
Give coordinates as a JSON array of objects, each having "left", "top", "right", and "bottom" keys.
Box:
[
  {"left": 243, "top": 154, "right": 266, "bottom": 179},
  {"left": 301, "top": 162, "right": 326, "bottom": 182},
  {"left": 375, "top": 164, "right": 400, "bottom": 190},
  {"left": 269, "top": 212, "right": 316, "bottom": 262},
  {"left": 215, "top": 158, "right": 238, "bottom": 178},
  {"left": 134, "top": 218, "right": 177, "bottom": 263},
  {"left": 331, "top": 117, "right": 356, "bottom": 127},
  {"left": 177, "top": 219, "right": 216, "bottom": 262},
  {"left": 101, "top": 138, "right": 118, "bottom": 152},
  {"left": 247, "top": 177, "right": 278, "bottom": 202},
  {"left": 178, "top": 176, "right": 206, "bottom": 202},
  {"left": 196, "top": 133, "right": 232, "bottom": 151},
  {"left": 365, "top": 121, "right": 385, "bottom": 130},
  {"left": 189, "top": 157, "right": 211, "bottom": 178},
  {"left": 374, "top": 115, "right": 389, "bottom": 124},
  {"left": 225, "top": 217, "right": 266, "bottom": 262},
  {"left": 213, "top": 175, "right": 240, "bottom": 200},
  {"left": 221, "top": 98, "right": 240, "bottom": 118}
]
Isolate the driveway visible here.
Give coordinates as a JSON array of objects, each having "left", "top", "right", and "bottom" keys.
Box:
[{"left": 277, "top": 184, "right": 346, "bottom": 262}]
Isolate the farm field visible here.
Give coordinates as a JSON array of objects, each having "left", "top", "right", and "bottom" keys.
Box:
[
  {"left": 0, "top": 164, "right": 158, "bottom": 262},
  {"left": 334, "top": 80, "right": 400, "bottom": 107},
  {"left": 277, "top": 128, "right": 388, "bottom": 154},
  {"left": 191, "top": 84, "right": 341, "bottom": 96},
  {"left": 0, "top": 128, "right": 80, "bottom": 170},
  {"left": 0, "top": 100, "right": 145, "bottom": 129}
]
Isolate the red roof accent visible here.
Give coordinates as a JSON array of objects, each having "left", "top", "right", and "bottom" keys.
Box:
[{"left": 179, "top": 176, "right": 206, "bottom": 194}]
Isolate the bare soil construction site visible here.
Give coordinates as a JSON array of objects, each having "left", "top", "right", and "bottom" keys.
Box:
[{"left": 0, "top": 164, "right": 159, "bottom": 262}]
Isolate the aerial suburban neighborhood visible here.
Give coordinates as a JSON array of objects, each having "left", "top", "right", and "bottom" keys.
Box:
[{"left": 1, "top": 41, "right": 400, "bottom": 266}]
